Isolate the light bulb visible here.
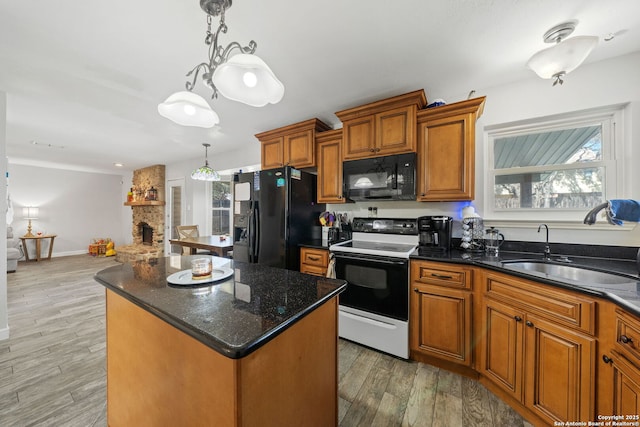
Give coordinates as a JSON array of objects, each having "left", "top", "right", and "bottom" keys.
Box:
[
  {"left": 183, "top": 104, "right": 197, "bottom": 116},
  {"left": 243, "top": 71, "right": 258, "bottom": 88}
]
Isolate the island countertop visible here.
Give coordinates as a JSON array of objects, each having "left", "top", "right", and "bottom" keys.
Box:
[{"left": 94, "top": 255, "right": 347, "bottom": 359}]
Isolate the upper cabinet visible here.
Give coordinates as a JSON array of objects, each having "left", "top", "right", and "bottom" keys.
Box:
[
  {"left": 316, "top": 129, "right": 345, "bottom": 203},
  {"left": 256, "top": 118, "right": 331, "bottom": 170},
  {"left": 416, "top": 97, "right": 485, "bottom": 202},
  {"left": 335, "top": 90, "right": 427, "bottom": 161}
]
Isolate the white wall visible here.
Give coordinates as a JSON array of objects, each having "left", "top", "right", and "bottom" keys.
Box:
[
  {"left": 329, "top": 52, "right": 640, "bottom": 248},
  {"left": 1, "top": 91, "right": 8, "bottom": 340},
  {"left": 8, "top": 163, "right": 126, "bottom": 257}
]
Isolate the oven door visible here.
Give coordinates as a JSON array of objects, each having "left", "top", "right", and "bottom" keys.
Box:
[{"left": 333, "top": 252, "right": 408, "bottom": 321}]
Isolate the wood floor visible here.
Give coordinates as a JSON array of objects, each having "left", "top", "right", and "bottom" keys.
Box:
[{"left": 1, "top": 255, "right": 533, "bottom": 427}]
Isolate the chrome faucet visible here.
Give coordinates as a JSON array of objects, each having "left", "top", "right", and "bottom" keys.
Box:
[{"left": 537, "top": 224, "right": 551, "bottom": 260}]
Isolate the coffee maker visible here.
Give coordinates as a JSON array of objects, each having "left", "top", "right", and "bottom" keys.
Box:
[{"left": 417, "top": 216, "right": 453, "bottom": 251}]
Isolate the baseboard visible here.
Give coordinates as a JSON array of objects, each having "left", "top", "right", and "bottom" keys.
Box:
[
  {"left": 0, "top": 326, "right": 10, "bottom": 341},
  {"left": 51, "top": 250, "right": 89, "bottom": 258}
]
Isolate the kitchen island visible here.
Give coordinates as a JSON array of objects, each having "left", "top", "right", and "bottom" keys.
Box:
[{"left": 94, "top": 255, "right": 347, "bottom": 427}]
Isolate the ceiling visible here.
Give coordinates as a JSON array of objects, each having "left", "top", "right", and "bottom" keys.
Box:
[{"left": 1, "top": 0, "right": 639, "bottom": 174}]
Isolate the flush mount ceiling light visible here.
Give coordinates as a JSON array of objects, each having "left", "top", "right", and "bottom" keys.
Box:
[
  {"left": 191, "top": 143, "right": 220, "bottom": 181},
  {"left": 158, "top": 0, "right": 284, "bottom": 128},
  {"left": 526, "top": 21, "right": 598, "bottom": 86}
]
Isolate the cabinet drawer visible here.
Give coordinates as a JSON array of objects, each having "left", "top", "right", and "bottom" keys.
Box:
[
  {"left": 411, "top": 261, "right": 471, "bottom": 290},
  {"left": 300, "top": 264, "right": 327, "bottom": 277},
  {"left": 300, "top": 248, "right": 329, "bottom": 268},
  {"left": 615, "top": 310, "right": 640, "bottom": 364},
  {"left": 483, "top": 271, "right": 596, "bottom": 335}
]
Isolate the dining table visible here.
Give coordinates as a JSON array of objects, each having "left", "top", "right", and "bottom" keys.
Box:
[{"left": 169, "top": 235, "right": 234, "bottom": 257}]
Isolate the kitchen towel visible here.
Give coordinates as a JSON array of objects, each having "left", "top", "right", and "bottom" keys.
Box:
[{"left": 607, "top": 199, "right": 640, "bottom": 225}]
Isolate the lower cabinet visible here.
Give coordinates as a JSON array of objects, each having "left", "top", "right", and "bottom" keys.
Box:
[
  {"left": 410, "top": 261, "right": 473, "bottom": 367},
  {"left": 299, "top": 247, "right": 329, "bottom": 276},
  {"left": 479, "top": 271, "right": 596, "bottom": 425}
]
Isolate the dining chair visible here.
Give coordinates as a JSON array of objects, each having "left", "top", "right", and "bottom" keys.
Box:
[{"left": 175, "top": 225, "right": 210, "bottom": 255}]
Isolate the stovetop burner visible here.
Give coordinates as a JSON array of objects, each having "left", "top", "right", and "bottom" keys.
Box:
[{"left": 330, "top": 217, "right": 419, "bottom": 259}]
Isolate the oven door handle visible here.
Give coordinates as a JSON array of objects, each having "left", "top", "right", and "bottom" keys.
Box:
[{"left": 332, "top": 253, "right": 408, "bottom": 266}]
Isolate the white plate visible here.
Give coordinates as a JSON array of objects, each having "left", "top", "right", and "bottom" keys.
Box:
[{"left": 167, "top": 267, "right": 234, "bottom": 286}]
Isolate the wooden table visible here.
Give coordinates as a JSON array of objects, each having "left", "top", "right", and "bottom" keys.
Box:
[
  {"left": 169, "top": 235, "right": 233, "bottom": 257},
  {"left": 20, "top": 234, "right": 57, "bottom": 261}
]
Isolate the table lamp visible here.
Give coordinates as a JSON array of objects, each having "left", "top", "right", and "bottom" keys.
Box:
[{"left": 23, "top": 206, "right": 39, "bottom": 237}]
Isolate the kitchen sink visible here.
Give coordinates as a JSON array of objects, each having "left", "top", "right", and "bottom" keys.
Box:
[{"left": 501, "top": 260, "right": 639, "bottom": 285}]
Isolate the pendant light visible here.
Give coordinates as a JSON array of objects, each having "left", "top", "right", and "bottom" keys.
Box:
[
  {"left": 191, "top": 143, "right": 220, "bottom": 181},
  {"left": 158, "top": 0, "right": 284, "bottom": 127}
]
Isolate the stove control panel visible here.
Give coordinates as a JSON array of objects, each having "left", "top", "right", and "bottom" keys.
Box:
[{"left": 351, "top": 218, "right": 418, "bottom": 235}]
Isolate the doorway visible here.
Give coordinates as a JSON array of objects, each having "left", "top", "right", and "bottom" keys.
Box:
[{"left": 166, "top": 178, "right": 185, "bottom": 255}]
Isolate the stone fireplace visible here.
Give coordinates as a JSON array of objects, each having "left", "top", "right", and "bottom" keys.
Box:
[{"left": 116, "top": 165, "right": 166, "bottom": 263}]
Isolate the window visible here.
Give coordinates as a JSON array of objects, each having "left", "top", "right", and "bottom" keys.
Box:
[
  {"left": 211, "top": 180, "right": 232, "bottom": 234},
  {"left": 485, "top": 105, "right": 625, "bottom": 220}
]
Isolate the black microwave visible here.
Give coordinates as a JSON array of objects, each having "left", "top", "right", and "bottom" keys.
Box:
[{"left": 343, "top": 153, "right": 416, "bottom": 201}]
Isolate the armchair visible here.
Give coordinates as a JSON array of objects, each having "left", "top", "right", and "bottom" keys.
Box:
[{"left": 7, "top": 226, "right": 23, "bottom": 273}]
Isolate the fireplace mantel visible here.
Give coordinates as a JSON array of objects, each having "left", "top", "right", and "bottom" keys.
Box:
[{"left": 124, "top": 201, "right": 166, "bottom": 207}]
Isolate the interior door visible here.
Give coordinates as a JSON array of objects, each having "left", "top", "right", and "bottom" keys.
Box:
[{"left": 166, "top": 178, "right": 186, "bottom": 255}]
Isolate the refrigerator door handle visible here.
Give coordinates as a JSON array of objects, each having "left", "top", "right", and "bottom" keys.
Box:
[
  {"left": 247, "top": 201, "right": 256, "bottom": 261},
  {"left": 254, "top": 202, "right": 260, "bottom": 261}
]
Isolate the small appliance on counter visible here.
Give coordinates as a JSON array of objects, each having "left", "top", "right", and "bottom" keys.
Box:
[{"left": 417, "top": 216, "right": 453, "bottom": 251}]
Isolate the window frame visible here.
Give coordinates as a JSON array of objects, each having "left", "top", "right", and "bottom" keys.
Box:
[
  {"left": 484, "top": 104, "right": 627, "bottom": 223},
  {"left": 208, "top": 177, "right": 233, "bottom": 236}
]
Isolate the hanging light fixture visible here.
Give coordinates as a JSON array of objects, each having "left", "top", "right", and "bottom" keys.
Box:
[
  {"left": 526, "top": 21, "right": 598, "bottom": 86},
  {"left": 191, "top": 143, "right": 220, "bottom": 181},
  {"left": 158, "top": 0, "right": 284, "bottom": 127}
]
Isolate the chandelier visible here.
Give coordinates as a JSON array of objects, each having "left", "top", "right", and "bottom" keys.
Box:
[
  {"left": 158, "top": 0, "right": 284, "bottom": 128},
  {"left": 526, "top": 21, "right": 598, "bottom": 86},
  {"left": 191, "top": 143, "right": 220, "bottom": 181}
]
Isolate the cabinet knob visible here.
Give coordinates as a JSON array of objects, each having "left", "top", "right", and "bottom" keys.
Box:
[
  {"left": 525, "top": 321, "right": 534, "bottom": 327},
  {"left": 621, "top": 335, "right": 633, "bottom": 344},
  {"left": 514, "top": 316, "right": 522, "bottom": 322},
  {"left": 602, "top": 355, "right": 613, "bottom": 364},
  {"left": 376, "top": 148, "right": 381, "bottom": 152},
  {"left": 413, "top": 288, "right": 419, "bottom": 292},
  {"left": 370, "top": 148, "right": 375, "bottom": 152}
]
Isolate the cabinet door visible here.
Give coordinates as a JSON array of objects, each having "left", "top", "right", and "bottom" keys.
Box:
[
  {"left": 479, "top": 298, "right": 524, "bottom": 401},
  {"left": 376, "top": 105, "right": 416, "bottom": 156},
  {"left": 342, "top": 116, "right": 375, "bottom": 160},
  {"left": 417, "top": 112, "right": 474, "bottom": 201},
  {"left": 524, "top": 315, "right": 595, "bottom": 425},
  {"left": 261, "top": 137, "right": 284, "bottom": 170},
  {"left": 284, "top": 130, "right": 314, "bottom": 168},
  {"left": 410, "top": 284, "right": 473, "bottom": 366},
  {"left": 317, "top": 137, "right": 344, "bottom": 203},
  {"left": 610, "top": 351, "right": 640, "bottom": 417}
]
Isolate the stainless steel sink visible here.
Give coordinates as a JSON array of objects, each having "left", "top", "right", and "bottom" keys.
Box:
[{"left": 501, "top": 260, "right": 639, "bottom": 285}]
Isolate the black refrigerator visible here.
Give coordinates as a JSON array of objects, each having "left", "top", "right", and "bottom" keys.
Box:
[{"left": 233, "top": 167, "right": 325, "bottom": 271}]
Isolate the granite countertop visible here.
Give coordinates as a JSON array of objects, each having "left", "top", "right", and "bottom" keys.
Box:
[
  {"left": 94, "top": 255, "right": 347, "bottom": 359},
  {"left": 411, "top": 248, "right": 640, "bottom": 316}
]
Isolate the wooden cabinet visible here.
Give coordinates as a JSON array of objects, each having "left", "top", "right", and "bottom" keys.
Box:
[
  {"left": 335, "top": 90, "right": 427, "bottom": 161},
  {"left": 316, "top": 129, "right": 344, "bottom": 203},
  {"left": 599, "top": 308, "right": 640, "bottom": 417},
  {"left": 478, "top": 270, "right": 596, "bottom": 425},
  {"left": 416, "top": 97, "right": 485, "bottom": 201},
  {"left": 257, "top": 118, "right": 331, "bottom": 170},
  {"left": 410, "top": 261, "right": 473, "bottom": 367},
  {"left": 299, "top": 247, "right": 329, "bottom": 277}
]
